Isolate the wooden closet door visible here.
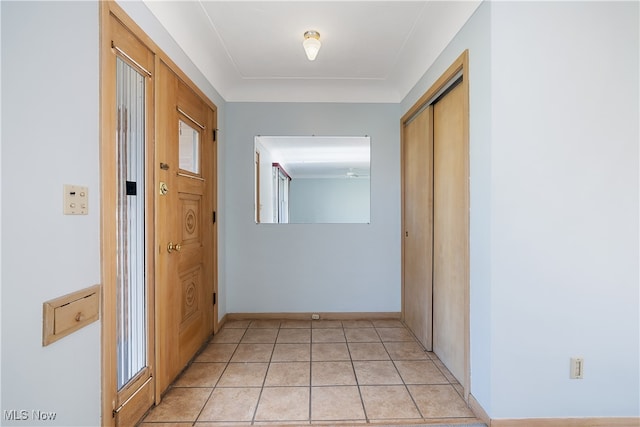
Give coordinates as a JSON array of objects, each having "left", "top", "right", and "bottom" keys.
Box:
[
  {"left": 433, "top": 81, "right": 466, "bottom": 383},
  {"left": 402, "top": 106, "right": 434, "bottom": 350}
]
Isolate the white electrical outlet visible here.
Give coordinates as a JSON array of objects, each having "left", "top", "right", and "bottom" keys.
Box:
[
  {"left": 311, "top": 314, "right": 320, "bottom": 320},
  {"left": 570, "top": 357, "right": 584, "bottom": 379}
]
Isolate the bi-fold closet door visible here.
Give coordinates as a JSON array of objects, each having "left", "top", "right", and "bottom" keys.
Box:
[{"left": 402, "top": 51, "right": 469, "bottom": 395}]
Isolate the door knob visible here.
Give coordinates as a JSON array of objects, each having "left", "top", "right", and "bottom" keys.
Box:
[{"left": 167, "top": 242, "right": 182, "bottom": 253}]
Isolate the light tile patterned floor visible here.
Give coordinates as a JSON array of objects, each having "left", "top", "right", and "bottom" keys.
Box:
[{"left": 139, "top": 319, "right": 481, "bottom": 426}]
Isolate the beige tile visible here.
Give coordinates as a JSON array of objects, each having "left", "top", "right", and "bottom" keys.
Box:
[
  {"left": 195, "top": 343, "right": 237, "bottom": 363},
  {"left": 222, "top": 320, "right": 251, "bottom": 329},
  {"left": 140, "top": 423, "right": 193, "bottom": 427},
  {"left": 372, "top": 319, "right": 404, "bottom": 328},
  {"left": 255, "top": 387, "right": 310, "bottom": 421},
  {"left": 384, "top": 342, "right": 429, "bottom": 360},
  {"left": 196, "top": 423, "right": 251, "bottom": 426},
  {"left": 342, "top": 320, "right": 374, "bottom": 328},
  {"left": 360, "top": 385, "right": 421, "bottom": 420},
  {"left": 312, "top": 343, "right": 350, "bottom": 361},
  {"left": 249, "top": 319, "right": 281, "bottom": 329},
  {"left": 174, "top": 362, "right": 226, "bottom": 387},
  {"left": 376, "top": 327, "right": 416, "bottom": 342},
  {"left": 408, "top": 384, "right": 474, "bottom": 418},
  {"left": 348, "top": 342, "right": 389, "bottom": 361},
  {"left": 394, "top": 360, "right": 448, "bottom": 385},
  {"left": 241, "top": 328, "right": 278, "bottom": 343},
  {"left": 311, "top": 422, "right": 366, "bottom": 425},
  {"left": 139, "top": 423, "right": 195, "bottom": 427},
  {"left": 312, "top": 329, "right": 346, "bottom": 343},
  {"left": 311, "top": 386, "right": 365, "bottom": 421},
  {"left": 344, "top": 328, "right": 381, "bottom": 343},
  {"left": 144, "top": 387, "right": 211, "bottom": 422},
  {"left": 254, "top": 422, "right": 310, "bottom": 426},
  {"left": 272, "top": 343, "right": 310, "bottom": 362},
  {"left": 198, "top": 387, "right": 261, "bottom": 421},
  {"left": 265, "top": 362, "right": 310, "bottom": 386},
  {"left": 211, "top": 328, "right": 245, "bottom": 344},
  {"left": 311, "top": 320, "right": 343, "bottom": 328},
  {"left": 280, "top": 320, "right": 312, "bottom": 328},
  {"left": 353, "top": 361, "right": 402, "bottom": 385},
  {"left": 311, "top": 361, "right": 356, "bottom": 386},
  {"left": 277, "top": 328, "right": 311, "bottom": 343},
  {"left": 217, "top": 363, "right": 268, "bottom": 387},
  {"left": 230, "top": 343, "right": 274, "bottom": 362}
]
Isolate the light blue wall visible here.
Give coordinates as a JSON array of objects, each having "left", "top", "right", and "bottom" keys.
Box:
[
  {"left": 225, "top": 102, "right": 400, "bottom": 313},
  {"left": 1, "top": 2, "right": 101, "bottom": 425},
  {"left": 290, "top": 178, "right": 370, "bottom": 224},
  {"left": 488, "top": 1, "right": 638, "bottom": 418},
  {"left": 402, "top": 0, "right": 639, "bottom": 419}
]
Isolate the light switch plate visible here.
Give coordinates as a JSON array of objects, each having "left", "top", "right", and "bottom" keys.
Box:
[{"left": 63, "top": 184, "right": 88, "bottom": 215}]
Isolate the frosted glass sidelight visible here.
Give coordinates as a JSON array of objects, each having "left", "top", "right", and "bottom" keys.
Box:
[
  {"left": 179, "top": 119, "right": 200, "bottom": 174},
  {"left": 115, "top": 57, "right": 147, "bottom": 390}
]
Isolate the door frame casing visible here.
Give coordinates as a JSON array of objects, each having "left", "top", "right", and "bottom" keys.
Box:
[
  {"left": 100, "top": 4, "right": 157, "bottom": 425},
  {"left": 400, "top": 50, "right": 470, "bottom": 399},
  {"left": 100, "top": 2, "right": 219, "bottom": 425}
]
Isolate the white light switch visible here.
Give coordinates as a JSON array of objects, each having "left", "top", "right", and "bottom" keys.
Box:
[{"left": 63, "top": 185, "right": 88, "bottom": 215}]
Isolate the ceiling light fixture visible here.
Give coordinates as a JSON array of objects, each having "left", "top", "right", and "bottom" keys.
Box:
[{"left": 303, "top": 30, "right": 321, "bottom": 61}]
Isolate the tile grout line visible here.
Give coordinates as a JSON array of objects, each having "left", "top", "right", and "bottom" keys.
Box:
[
  {"left": 350, "top": 325, "right": 370, "bottom": 424},
  {"left": 383, "top": 325, "right": 426, "bottom": 421},
  {"left": 185, "top": 329, "right": 247, "bottom": 427},
  {"left": 250, "top": 321, "right": 280, "bottom": 425},
  {"left": 191, "top": 324, "right": 248, "bottom": 424}
]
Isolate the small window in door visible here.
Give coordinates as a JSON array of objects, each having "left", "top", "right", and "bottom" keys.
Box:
[{"left": 179, "top": 119, "right": 200, "bottom": 174}]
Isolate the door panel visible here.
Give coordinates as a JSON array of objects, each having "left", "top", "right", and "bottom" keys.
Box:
[
  {"left": 156, "top": 62, "right": 216, "bottom": 394},
  {"left": 402, "top": 106, "right": 433, "bottom": 350},
  {"left": 433, "top": 82, "right": 465, "bottom": 383},
  {"left": 101, "top": 10, "right": 155, "bottom": 425}
]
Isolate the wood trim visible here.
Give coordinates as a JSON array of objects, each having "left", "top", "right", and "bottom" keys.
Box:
[
  {"left": 217, "top": 313, "right": 228, "bottom": 330},
  {"left": 226, "top": 312, "right": 401, "bottom": 321},
  {"left": 471, "top": 397, "right": 638, "bottom": 427},
  {"left": 401, "top": 50, "right": 467, "bottom": 125},
  {"left": 468, "top": 393, "right": 491, "bottom": 426},
  {"left": 400, "top": 49, "right": 470, "bottom": 401},
  {"left": 491, "top": 418, "right": 639, "bottom": 427},
  {"left": 272, "top": 162, "right": 292, "bottom": 180},
  {"left": 100, "top": 3, "right": 117, "bottom": 424}
]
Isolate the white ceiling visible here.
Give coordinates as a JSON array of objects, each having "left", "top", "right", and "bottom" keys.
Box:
[{"left": 141, "top": 0, "right": 482, "bottom": 103}]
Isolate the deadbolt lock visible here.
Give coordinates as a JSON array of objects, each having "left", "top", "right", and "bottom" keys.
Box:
[{"left": 159, "top": 182, "right": 168, "bottom": 195}]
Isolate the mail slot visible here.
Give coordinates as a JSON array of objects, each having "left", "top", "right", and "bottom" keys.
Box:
[{"left": 43, "top": 285, "right": 100, "bottom": 346}]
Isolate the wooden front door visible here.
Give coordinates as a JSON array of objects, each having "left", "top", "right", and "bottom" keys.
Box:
[{"left": 156, "top": 61, "right": 217, "bottom": 395}]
